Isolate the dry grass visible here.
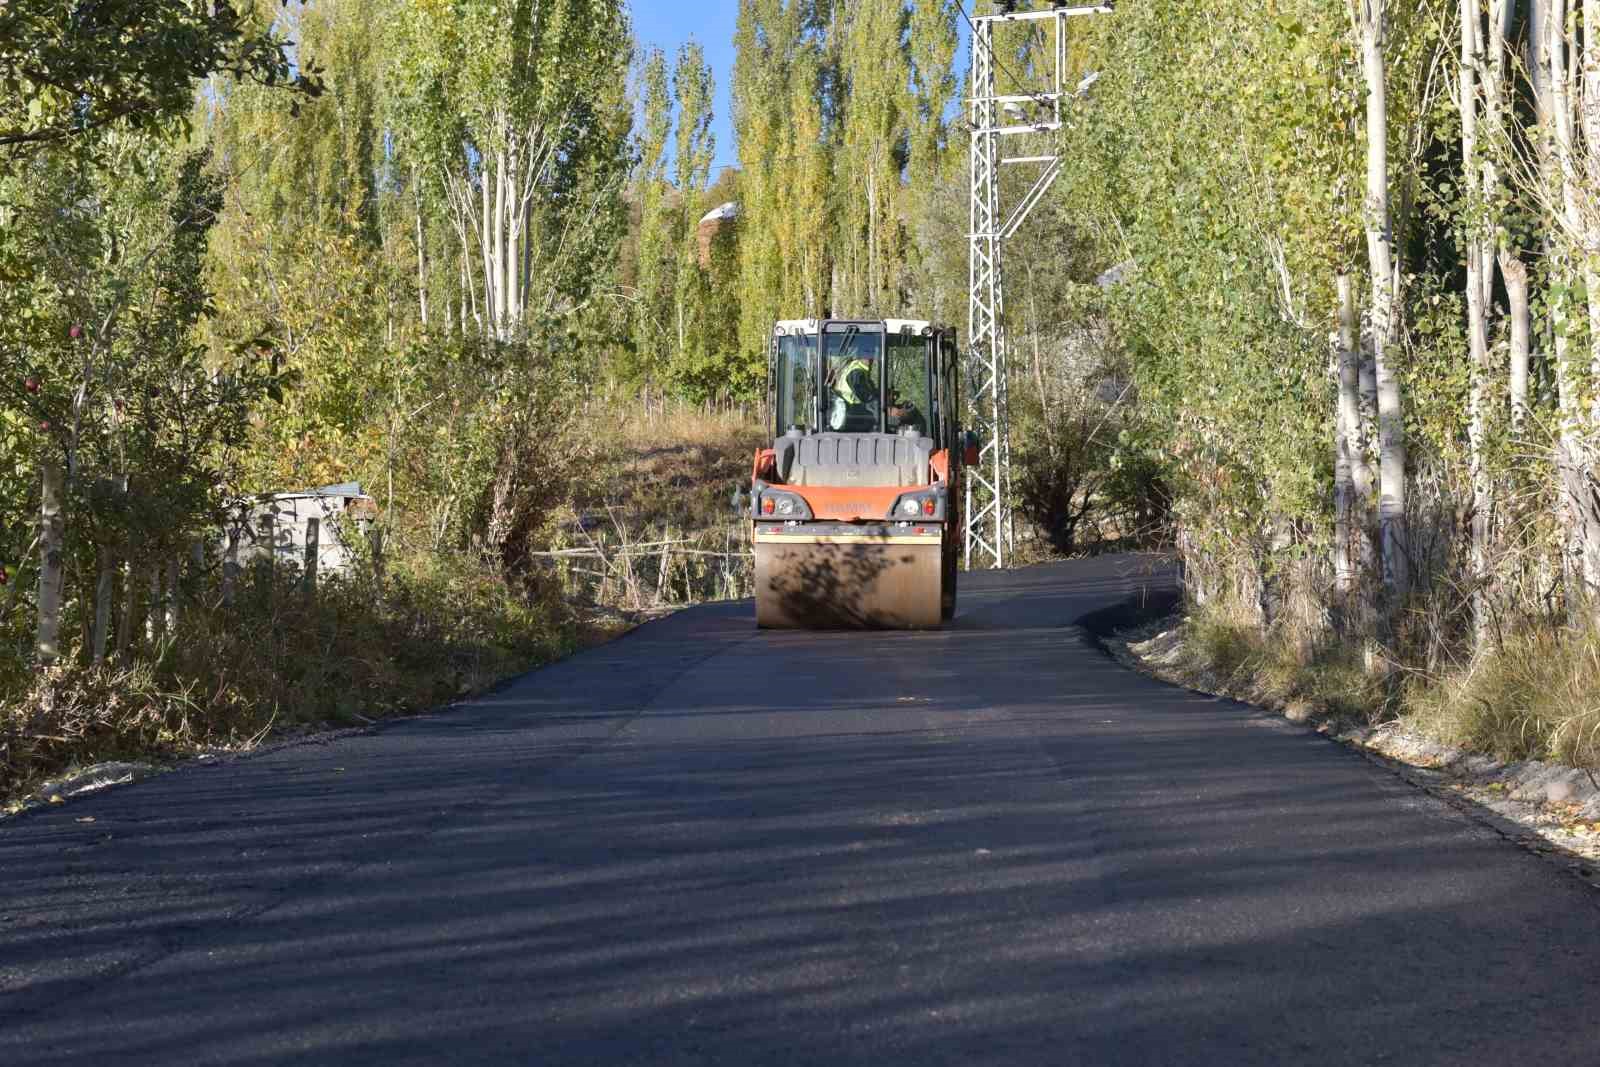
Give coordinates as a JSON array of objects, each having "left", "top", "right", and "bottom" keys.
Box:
[
  {"left": 1405, "top": 627, "right": 1600, "bottom": 767},
  {"left": 599, "top": 402, "right": 766, "bottom": 533},
  {"left": 549, "top": 401, "right": 765, "bottom": 613},
  {"left": 1173, "top": 595, "right": 1600, "bottom": 770},
  {"left": 1, "top": 556, "right": 579, "bottom": 808},
  {"left": 1177, "top": 600, "right": 1390, "bottom": 724}
]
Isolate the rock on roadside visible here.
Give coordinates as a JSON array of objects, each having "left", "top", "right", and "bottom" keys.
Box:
[{"left": 35, "top": 762, "right": 161, "bottom": 804}]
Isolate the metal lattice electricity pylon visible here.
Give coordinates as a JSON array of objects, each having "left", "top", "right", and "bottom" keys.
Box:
[{"left": 965, "top": 2, "right": 1110, "bottom": 569}]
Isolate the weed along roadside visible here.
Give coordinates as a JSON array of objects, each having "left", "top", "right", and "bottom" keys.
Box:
[
  {"left": 534, "top": 404, "right": 763, "bottom": 618},
  {"left": 1112, "top": 611, "right": 1600, "bottom": 884},
  {"left": 1, "top": 408, "right": 760, "bottom": 818}
]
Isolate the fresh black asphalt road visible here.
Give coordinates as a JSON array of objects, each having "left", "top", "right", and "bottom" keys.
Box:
[{"left": 5, "top": 554, "right": 1600, "bottom": 1065}]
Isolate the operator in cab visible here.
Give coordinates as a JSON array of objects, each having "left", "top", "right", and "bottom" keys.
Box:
[
  {"left": 828, "top": 354, "right": 879, "bottom": 431},
  {"left": 888, "top": 388, "right": 926, "bottom": 435}
]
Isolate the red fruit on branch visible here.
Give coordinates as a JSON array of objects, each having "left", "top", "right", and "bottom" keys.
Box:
[
  {"left": 39, "top": 420, "right": 50, "bottom": 432},
  {"left": 69, "top": 325, "right": 83, "bottom": 340},
  {"left": 24, "top": 377, "right": 39, "bottom": 394}
]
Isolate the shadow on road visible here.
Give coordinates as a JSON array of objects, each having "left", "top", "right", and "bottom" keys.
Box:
[{"left": 4, "top": 555, "right": 1600, "bottom": 1065}]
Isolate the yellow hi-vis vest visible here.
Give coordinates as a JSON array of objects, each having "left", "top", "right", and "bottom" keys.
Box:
[{"left": 834, "top": 358, "right": 872, "bottom": 404}]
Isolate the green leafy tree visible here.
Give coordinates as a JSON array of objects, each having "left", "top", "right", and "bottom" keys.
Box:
[
  {"left": 387, "top": 0, "right": 633, "bottom": 341},
  {"left": 0, "top": 0, "right": 317, "bottom": 150},
  {"left": 732, "top": 0, "right": 803, "bottom": 365},
  {"left": 669, "top": 42, "right": 718, "bottom": 397},
  {"left": 833, "top": 0, "right": 909, "bottom": 315},
  {"left": 632, "top": 47, "right": 675, "bottom": 384}
]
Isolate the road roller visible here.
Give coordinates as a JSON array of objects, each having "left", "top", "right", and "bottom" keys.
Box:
[{"left": 747, "top": 318, "right": 974, "bottom": 628}]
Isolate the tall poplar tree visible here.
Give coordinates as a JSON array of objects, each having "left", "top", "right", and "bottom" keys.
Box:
[
  {"left": 732, "top": 0, "right": 802, "bottom": 360},
  {"left": 671, "top": 42, "right": 716, "bottom": 392},
  {"left": 778, "top": 38, "right": 833, "bottom": 320},
  {"left": 905, "top": 0, "right": 959, "bottom": 312},
  {"left": 833, "top": 0, "right": 909, "bottom": 315},
  {"left": 388, "top": 0, "right": 633, "bottom": 341},
  {"left": 633, "top": 48, "right": 674, "bottom": 380}
]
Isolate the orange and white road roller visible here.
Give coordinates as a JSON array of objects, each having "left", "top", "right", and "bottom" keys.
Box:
[{"left": 746, "top": 318, "right": 975, "bottom": 629}]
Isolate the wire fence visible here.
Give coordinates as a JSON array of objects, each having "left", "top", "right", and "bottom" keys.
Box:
[{"left": 531, "top": 515, "right": 754, "bottom": 613}]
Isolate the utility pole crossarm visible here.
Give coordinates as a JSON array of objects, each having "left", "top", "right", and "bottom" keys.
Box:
[{"left": 980, "top": 5, "right": 1113, "bottom": 23}]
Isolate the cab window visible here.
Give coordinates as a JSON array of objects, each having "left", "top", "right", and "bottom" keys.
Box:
[
  {"left": 886, "top": 335, "right": 931, "bottom": 437},
  {"left": 775, "top": 333, "right": 816, "bottom": 433},
  {"left": 822, "top": 324, "right": 884, "bottom": 432}
]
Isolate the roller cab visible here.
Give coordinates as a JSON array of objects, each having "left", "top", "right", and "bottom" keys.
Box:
[{"left": 750, "top": 319, "right": 965, "bottom": 629}]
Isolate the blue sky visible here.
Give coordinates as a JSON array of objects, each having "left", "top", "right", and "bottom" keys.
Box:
[
  {"left": 630, "top": 1, "right": 743, "bottom": 176},
  {"left": 629, "top": 2, "right": 973, "bottom": 176}
]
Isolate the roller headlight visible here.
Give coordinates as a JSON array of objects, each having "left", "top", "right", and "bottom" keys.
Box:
[
  {"left": 890, "top": 490, "right": 946, "bottom": 521},
  {"left": 754, "top": 489, "right": 813, "bottom": 520}
]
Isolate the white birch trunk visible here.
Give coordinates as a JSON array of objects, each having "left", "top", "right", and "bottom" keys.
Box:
[
  {"left": 1359, "top": 328, "right": 1379, "bottom": 462},
  {"left": 1581, "top": 0, "right": 1600, "bottom": 597},
  {"left": 35, "top": 458, "right": 65, "bottom": 664},
  {"left": 494, "top": 145, "right": 509, "bottom": 337},
  {"left": 1528, "top": 0, "right": 1551, "bottom": 111},
  {"left": 222, "top": 528, "right": 239, "bottom": 607},
  {"left": 1336, "top": 273, "right": 1376, "bottom": 629},
  {"left": 1463, "top": 0, "right": 1495, "bottom": 644},
  {"left": 1486, "top": 2, "right": 1531, "bottom": 435},
  {"left": 508, "top": 154, "right": 523, "bottom": 331},
  {"left": 479, "top": 156, "right": 497, "bottom": 333},
  {"left": 1334, "top": 276, "right": 1357, "bottom": 604},
  {"left": 1506, "top": 256, "right": 1532, "bottom": 431},
  {"left": 460, "top": 241, "right": 475, "bottom": 334},
  {"left": 164, "top": 556, "right": 179, "bottom": 635},
  {"left": 1584, "top": 0, "right": 1600, "bottom": 390},
  {"left": 1549, "top": 0, "right": 1600, "bottom": 604},
  {"left": 1359, "top": 0, "right": 1411, "bottom": 607},
  {"left": 115, "top": 560, "right": 133, "bottom": 658}
]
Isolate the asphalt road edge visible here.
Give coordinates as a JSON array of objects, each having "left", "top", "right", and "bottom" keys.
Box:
[{"left": 1105, "top": 612, "right": 1600, "bottom": 896}]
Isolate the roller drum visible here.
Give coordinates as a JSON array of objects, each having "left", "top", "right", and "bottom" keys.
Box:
[{"left": 755, "top": 536, "right": 943, "bottom": 629}]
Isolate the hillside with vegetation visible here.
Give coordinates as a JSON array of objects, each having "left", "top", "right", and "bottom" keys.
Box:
[{"left": 7, "top": 0, "right": 1600, "bottom": 801}]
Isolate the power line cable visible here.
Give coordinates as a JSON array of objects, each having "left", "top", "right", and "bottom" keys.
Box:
[{"left": 954, "top": 0, "right": 1061, "bottom": 117}]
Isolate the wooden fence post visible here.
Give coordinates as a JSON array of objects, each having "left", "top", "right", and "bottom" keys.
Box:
[
  {"left": 222, "top": 527, "right": 239, "bottom": 606},
  {"left": 35, "top": 457, "right": 65, "bottom": 664},
  {"left": 115, "top": 559, "right": 134, "bottom": 658},
  {"left": 92, "top": 547, "right": 114, "bottom": 664},
  {"left": 257, "top": 509, "right": 275, "bottom": 602},
  {"left": 304, "top": 516, "right": 320, "bottom": 599},
  {"left": 656, "top": 526, "right": 673, "bottom": 605},
  {"left": 165, "top": 556, "right": 180, "bottom": 633}
]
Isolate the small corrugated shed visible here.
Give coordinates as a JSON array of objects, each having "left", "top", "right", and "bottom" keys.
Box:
[{"left": 226, "top": 483, "right": 379, "bottom": 576}]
